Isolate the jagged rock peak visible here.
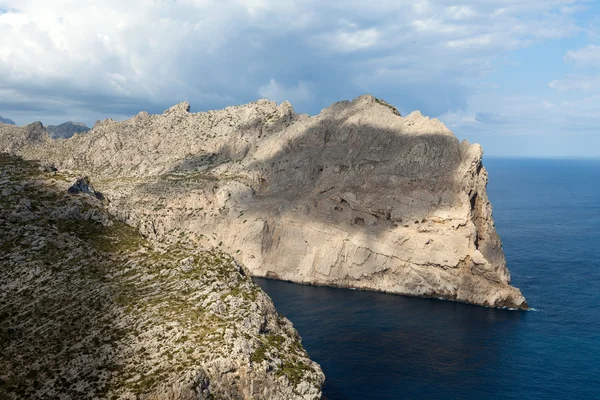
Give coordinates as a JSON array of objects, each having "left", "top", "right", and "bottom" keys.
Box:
[
  {"left": 26, "top": 121, "right": 44, "bottom": 130},
  {"left": 164, "top": 101, "right": 191, "bottom": 116},
  {"left": 278, "top": 100, "right": 295, "bottom": 116},
  {"left": 24, "top": 121, "right": 49, "bottom": 143}
]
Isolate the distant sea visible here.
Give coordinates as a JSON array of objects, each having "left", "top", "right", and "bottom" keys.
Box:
[{"left": 255, "top": 158, "right": 600, "bottom": 399}]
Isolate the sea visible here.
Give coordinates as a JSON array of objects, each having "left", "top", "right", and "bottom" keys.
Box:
[{"left": 255, "top": 158, "right": 600, "bottom": 400}]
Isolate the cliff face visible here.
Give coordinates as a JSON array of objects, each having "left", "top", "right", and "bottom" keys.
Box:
[
  {"left": 0, "top": 95, "right": 527, "bottom": 309},
  {"left": 0, "top": 154, "right": 323, "bottom": 399}
]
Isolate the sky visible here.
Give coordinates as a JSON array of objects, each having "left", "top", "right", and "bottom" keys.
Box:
[{"left": 0, "top": 0, "right": 599, "bottom": 157}]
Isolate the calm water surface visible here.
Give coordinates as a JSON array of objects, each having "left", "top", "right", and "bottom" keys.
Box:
[{"left": 255, "top": 158, "right": 600, "bottom": 399}]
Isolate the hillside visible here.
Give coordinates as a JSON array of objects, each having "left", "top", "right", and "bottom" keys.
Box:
[{"left": 0, "top": 153, "right": 323, "bottom": 399}]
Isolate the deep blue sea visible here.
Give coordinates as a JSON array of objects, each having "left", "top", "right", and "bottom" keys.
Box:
[{"left": 255, "top": 158, "right": 600, "bottom": 400}]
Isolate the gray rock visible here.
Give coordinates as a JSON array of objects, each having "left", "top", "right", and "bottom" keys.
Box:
[{"left": 68, "top": 176, "right": 105, "bottom": 200}]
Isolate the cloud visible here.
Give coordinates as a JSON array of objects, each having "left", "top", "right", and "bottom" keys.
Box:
[
  {"left": 564, "top": 45, "right": 600, "bottom": 67},
  {"left": 0, "top": 0, "right": 591, "bottom": 130},
  {"left": 257, "top": 79, "right": 312, "bottom": 104},
  {"left": 475, "top": 112, "right": 509, "bottom": 124},
  {"left": 549, "top": 76, "right": 600, "bottom": 92},
  {"left": 438, "top": 90, "right": 600, "bottom": 157},
  {"left": 315, "top": 27, "right": 381, "bottom": 53},
  {"left": 550, "top": 44, "right": 600, "bottom": 95}
]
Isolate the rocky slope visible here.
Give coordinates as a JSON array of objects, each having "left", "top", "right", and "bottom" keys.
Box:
[
  {"left": 0, "top": 153, "right": 324, "bottom": 399},
  {"left": 0, "top": 95, "right": 527, "bottom": 309},
  {"left": 47, "top": 121, "right": 91, "bottom": 139},
  {"left": 0, "top": 116, "right": 15, "bottom": 125}
]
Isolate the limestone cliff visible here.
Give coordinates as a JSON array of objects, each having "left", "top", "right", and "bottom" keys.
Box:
[
  {"left": 0, "top": 95, "right": 527, "bottom": 309},
  {"left": 0, "top": 154, "right": 323, "bottom": 399}
]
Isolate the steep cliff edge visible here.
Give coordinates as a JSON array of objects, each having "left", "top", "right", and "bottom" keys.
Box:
[
  {"left": 0, "top": 154, "right": 323, "bottom": 399},
  {"left": 0, "top": 95, "right": 527, "bottom": 309}
]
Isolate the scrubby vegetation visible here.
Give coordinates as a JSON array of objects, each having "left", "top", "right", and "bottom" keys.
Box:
[
  {"left": 374, "top": 97, "right": 401, "bottom": 116},
  {"left": 0, "top": 153, "right": 323, "bottom": 399}
]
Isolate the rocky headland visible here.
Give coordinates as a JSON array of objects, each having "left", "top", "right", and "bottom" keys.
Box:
[
  {"left": 0, "top": 95, "right": 527, "bottom": 309},
  {"left": 0, "top": 153, "right": 323, "bottom": 398}
]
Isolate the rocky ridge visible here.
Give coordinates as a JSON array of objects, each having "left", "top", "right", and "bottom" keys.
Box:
[
  {"left": 0, "top": 153, "right": 324, "bottom": 399},
  {"left": 0, "top": 95, "right": 527, "bottom": 309},
  {"left": 47, "top": 121, "right": 91, "bottom": 139}
]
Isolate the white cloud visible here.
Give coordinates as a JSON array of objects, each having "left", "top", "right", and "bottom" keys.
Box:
[
  {"left": 0, "top": 0, "right": 591, "bottom": 131},
  {"left": 565, "top": 45, "right": 600, "bottom": 67},
  {"left": 318, "top": 28, "right": 381, "bottom": 53},
  {"left": 446, "top": 34, "right": 493, "bottom": 49},
  {"left": 444, "top": 5, "right": 478, "bottom": 20},
  {"left": 475, "top": 111, "right": 509, "bottom": 124},
  {"left": 549, "top": 76, "right": 600, "bottom": 92},
  {"left": 258, "top": 79, "right": 312, "bottom": 104}
]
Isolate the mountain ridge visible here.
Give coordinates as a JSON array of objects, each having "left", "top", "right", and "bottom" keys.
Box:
[
  {"left": 0, "top": 116, "right": 15, "bottom": 125},
  {"left": 47, "top": 121, "right": 91, "bottom": 139},
  {"left": 0, "top": 94, "right": 527, "bottom": 309}
]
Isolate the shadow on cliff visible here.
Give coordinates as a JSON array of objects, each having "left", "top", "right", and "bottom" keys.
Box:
[
  {"left": 141, "top": 103, "right": 471, "bottom": 242},
  {"left": 128, "top": 102, "right": 492, "bottom": 299},
  {"left": 0, "top": 154, "right": 133, "bottom": 398}
]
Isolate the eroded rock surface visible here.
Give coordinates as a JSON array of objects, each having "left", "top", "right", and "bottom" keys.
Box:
[
  {"left": 0, "top": 154, "right": 323, "bottom": 399},
  {"left": 0, "top": 95, "right": 527, "bottom": 309}
]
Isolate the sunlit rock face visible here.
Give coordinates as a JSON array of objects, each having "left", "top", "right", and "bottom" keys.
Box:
[{"left": 0, "top": 94, "right": 527, "bottom": 309}]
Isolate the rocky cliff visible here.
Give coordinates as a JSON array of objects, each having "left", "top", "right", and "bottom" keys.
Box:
[
  {"left": 0, "top": 154, "right": 324, "bottom": 399},
  {"left": 0, "top": 95, "right": 527, "bottom": 309}
]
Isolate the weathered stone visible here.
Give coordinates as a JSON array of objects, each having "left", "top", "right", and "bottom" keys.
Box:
[{"left": 68, "top": 176, "right": 105, "bottom": 200}]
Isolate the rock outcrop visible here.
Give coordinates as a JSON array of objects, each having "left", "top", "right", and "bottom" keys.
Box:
[
  {"left": 68, "top": 176, "right": 105, "bottom": 200},
  {"left": 0, "top": 153, "right": 324, "bottom": 399},
  {"left": 47, "top": 121, "right": 90, "bottom": 139},
  {"left": 0, "top": 95, "right": 527, "bottom": 309}
]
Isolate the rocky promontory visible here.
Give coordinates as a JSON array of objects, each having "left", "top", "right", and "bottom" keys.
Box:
[{"left": 0, "top": 95, "right": 527, "bottom": 309}]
